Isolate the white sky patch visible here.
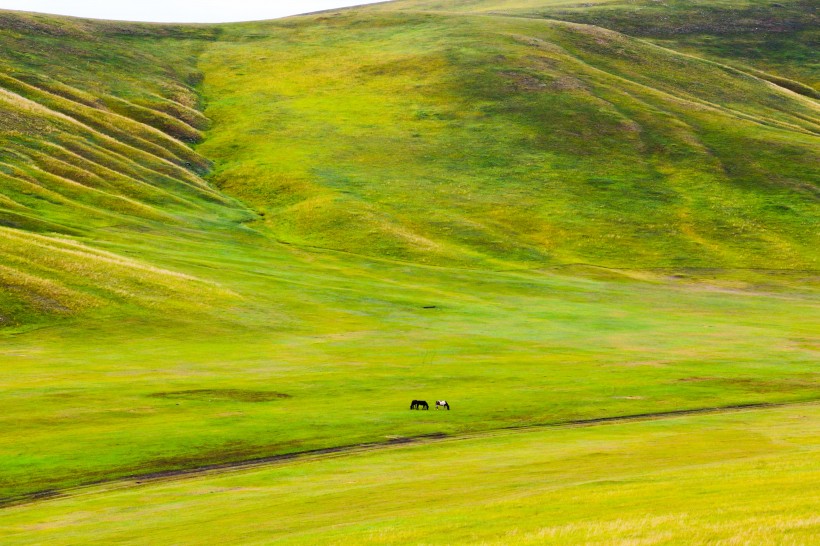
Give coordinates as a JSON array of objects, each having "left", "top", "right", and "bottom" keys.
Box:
[{"left": 0, "top": 1, "right": 386, "bottom": 23}]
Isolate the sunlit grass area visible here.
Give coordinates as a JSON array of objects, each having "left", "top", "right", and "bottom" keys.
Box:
[
  {"left": 200, "top": 11, "right": 818, "bottom": 269},
  {"left": 374, "top": 0, "right": 819, "bottom": 91},
  {"left": 1, "top": 405, "right": 817, "bottom": 544},
  {"left": 1, "top": 232, "right": 817, "bottom": 501},
  {"left": 0, "top": 2, "right": 817, "bottom": 542}
]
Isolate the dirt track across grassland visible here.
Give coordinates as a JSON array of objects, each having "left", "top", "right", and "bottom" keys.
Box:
[{"left": 3, "top": 399, "right": 818, "bottom": 509}]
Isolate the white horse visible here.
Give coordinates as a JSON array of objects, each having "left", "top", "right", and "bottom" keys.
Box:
[{"left": 436, "top": 400, "right": 450, "bottom": 410}]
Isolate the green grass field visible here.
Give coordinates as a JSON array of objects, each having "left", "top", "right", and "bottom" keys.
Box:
[
  {"left": 1, "top": 405, "right": 818, "bottom": 544},
  {"left": 0, "top": 0, "right": 817, "bottom": 542}
]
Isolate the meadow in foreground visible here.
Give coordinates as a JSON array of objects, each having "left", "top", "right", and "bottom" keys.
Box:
[
  {"left": 1, "top": 404, "right": 817, "bottom": 544},
  {"left": 2, "top": 234, "right": 817, "bottom": 501}
]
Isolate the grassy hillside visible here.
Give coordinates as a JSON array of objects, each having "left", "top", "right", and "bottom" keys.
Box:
[
  {"left": 0, "top": 2, "right": 817, "bottom": 538},
  {"left": 0, "top": 12, "right": 252, "bottom": 327},
  {"left": 375, "top": 0, "right": 819, "bottom": 92},
  {"left": 202, "top": 10, "right": 818, "bottom": 268}
]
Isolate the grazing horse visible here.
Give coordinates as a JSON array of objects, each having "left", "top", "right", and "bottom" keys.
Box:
[
  {"left": 436, "top": 400, "right": 450, "bottom": 410},
  {"left": 410, "top": 400, "right": 429, "bottom": 410}
]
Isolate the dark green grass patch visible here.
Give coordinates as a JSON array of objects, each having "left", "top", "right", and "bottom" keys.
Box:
[{"left": 150, "top": 389, "right": 292, "bottom": 403}]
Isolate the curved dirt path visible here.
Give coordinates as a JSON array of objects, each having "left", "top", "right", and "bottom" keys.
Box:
[{"left": 3, "top": 399, "right": 818, "bottom": 509}]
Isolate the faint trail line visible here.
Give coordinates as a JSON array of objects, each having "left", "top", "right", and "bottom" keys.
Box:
[
  {"left": 266, "top": 236, "right": 820, "bottom": 276},
  {"left": 2, "top": 399, "right": 818, "bottom": 510}
]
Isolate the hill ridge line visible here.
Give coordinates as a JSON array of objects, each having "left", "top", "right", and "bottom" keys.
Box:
[
  {"left": 362, "top": 8, "right": 816, "bottom": 97},
  {"left": 2, "top": 399, "right": 817, "bottom": 511}
]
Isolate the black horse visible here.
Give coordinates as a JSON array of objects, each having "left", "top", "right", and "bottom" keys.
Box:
[{"left": 410, "top": 400, "right": 429, "bottom": 410}]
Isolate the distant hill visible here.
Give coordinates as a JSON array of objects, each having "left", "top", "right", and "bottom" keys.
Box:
[
  {"left": 201, "top": 5, "right": 818, "bottom": 269},
  {"left": 372, "top": 0, "right": 818, "bottom": 92},
  {"left": 0, "top": 2, "right": 817, "bottom": 324}
]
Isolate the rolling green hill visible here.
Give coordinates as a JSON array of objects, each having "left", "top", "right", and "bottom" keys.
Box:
[
  {"left": 1, "top": 5, "right": 818, "bottom": 292},
  {"left": 374, "top": 0, "right": 819, "bottom": 92},
  {"left": 0, "top": 13, "right": 252, "bottom": 326},
  {"left": 0, "top": 2, "right": 817, "bottom": 540},
  {"left": 201, "top": 9, "right": 818, "bottom": 268}
]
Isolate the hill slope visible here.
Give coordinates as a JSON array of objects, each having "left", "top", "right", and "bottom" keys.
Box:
[
  {"left": 1, "top": 5, "right": 817, "bottom": 292},
  {"left": 201, "top": 10, "right": 818, "bottom": 268},
  {"left": 373, "top": 0, "right": 819, "bottom": 92},
  {"left": 0, "top": 13, "right": 249, "bottom": 326}
]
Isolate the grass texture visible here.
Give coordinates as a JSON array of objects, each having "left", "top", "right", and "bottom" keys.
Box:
[
  {"left": 201, "top": 10, "right": 818, "bottom": 268},
  {"left": 0, "top": 2, "right": 817, "bottom": 541},
  {"left": 1, "top": 405, "right": 817, "bottom": 544}
]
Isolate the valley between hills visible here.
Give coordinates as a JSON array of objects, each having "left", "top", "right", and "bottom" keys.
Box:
[{"left": 0, "top": 1, "right": 817, "bottom": 543}]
